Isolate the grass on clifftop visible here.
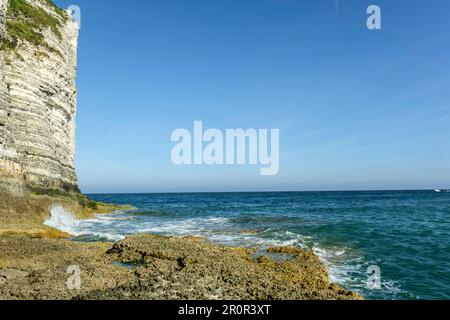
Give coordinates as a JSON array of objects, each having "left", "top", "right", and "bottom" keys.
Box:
[
  {"left": 1, "top": 0, "right": 66, "bottom": 57},
  {"left": 43, "top": 0, "right": 67, "bottom": 19}
]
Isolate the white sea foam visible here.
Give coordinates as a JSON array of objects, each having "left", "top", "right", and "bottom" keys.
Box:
[
  {"left": 45, "top": 206, "right": 406, "bottom": 297},
  {"left": 44, "top": 205, "right": 82, "bottom": 235},
  {"left": 45, "top": 208, "right": 355, "bottom": 284},
  {"left": 44, "top": 205, "right": 125, "bottom": 241}
]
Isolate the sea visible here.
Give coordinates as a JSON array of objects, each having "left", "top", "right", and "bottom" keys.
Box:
[{"left": 44, "top": 190, "right": 450, "bottom": 300}]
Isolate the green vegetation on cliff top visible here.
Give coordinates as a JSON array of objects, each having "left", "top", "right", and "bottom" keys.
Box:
[
  {"left": 1, "top": 0, "right": 67, "bottom": 56},
  {"left": 43, "top": 0, "right": 67, "bottom": 18}
]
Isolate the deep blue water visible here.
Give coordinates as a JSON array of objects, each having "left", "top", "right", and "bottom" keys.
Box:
[{"left": 46, "top": 191, "right": 450, "bottom": 300}]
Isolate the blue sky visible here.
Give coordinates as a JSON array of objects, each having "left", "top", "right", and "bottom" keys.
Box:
[{"left": 54, "top": 0, "right": 450, "bottom": 193}]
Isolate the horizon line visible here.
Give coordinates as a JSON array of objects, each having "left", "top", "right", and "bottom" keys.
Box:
[{"left": 84, "top": 188, "right": 448, "bottom": 195}]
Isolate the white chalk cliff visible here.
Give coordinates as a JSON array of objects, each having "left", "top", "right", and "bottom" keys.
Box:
[{"left": 0, "top": 0, "right": 79, "bottom": 196}]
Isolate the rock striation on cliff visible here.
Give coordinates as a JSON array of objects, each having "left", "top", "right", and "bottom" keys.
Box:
[{"left": 0, "top": 0, "right": 79, "bottom": 197}]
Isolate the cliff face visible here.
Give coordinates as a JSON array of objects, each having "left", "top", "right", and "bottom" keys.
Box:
[
  {"left": 0, "top": 0, "right": 21, "bottom": 195},
  {"left": 0, "top": 0, "right": 79, "bottom": 196}
]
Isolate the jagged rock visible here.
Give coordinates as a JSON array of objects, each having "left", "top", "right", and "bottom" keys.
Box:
[{"left": 0, "top": 234, "right": 362, "bottom": 300}]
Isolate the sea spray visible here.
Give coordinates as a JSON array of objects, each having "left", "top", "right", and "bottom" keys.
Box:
[
  {"left": 44, "top": 205, "right": 81, "bottom": 235},
  {"left": 44, "top": 205, "right": 125, "bottom": 241}
]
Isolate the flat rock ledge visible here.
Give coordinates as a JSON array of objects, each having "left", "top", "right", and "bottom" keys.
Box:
[{"left": 0, "top": 234, "right": 361, "bottom": 300}]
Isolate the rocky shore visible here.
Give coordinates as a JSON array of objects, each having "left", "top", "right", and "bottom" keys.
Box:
[
  {"left": 0, "top": 229, "right": 361, "bottom": 300},
  {"left": 0, "top": 186, "right": 361, "bottom": 301}
]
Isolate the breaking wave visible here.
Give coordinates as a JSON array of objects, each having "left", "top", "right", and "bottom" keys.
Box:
[{"left": 44, "top": 205, "right": 384, "bottom": 296}]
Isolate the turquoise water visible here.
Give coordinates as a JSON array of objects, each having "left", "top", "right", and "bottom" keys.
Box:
[{"left": 46, "top": 191, "right": 450, "bottom": 300}]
